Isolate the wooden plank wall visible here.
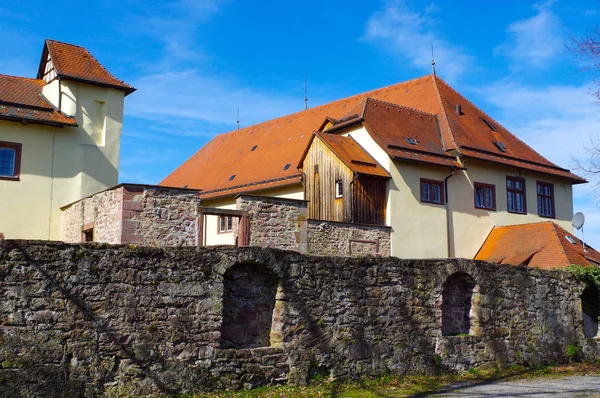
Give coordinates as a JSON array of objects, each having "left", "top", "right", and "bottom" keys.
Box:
[
  {"left": 302, "top": 137, "right": 387, "bottom": 225},
  {"left": 352, "top": 176, "right": 387, "bottom": 225},
  {"left": 303, "top": 138, "right": 353, "bottom": 222}
]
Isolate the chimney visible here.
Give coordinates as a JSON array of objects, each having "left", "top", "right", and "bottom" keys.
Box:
[{"left": 455, "top": 104, "right": 462, "bottom": 115}]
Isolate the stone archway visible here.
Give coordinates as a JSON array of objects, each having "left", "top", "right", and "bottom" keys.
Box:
[
  {"left": 441, "top": 272, "right": 478, "bottom": 336},
  {"left": 220, "top": 261, "right": 282, "bottom": 349}
]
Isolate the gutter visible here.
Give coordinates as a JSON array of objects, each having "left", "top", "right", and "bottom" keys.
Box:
[{"left": 444, "top": 166, "right": 456, "bottom": 258}]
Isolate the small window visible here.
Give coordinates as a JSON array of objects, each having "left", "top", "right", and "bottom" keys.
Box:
[
  {"left": 83, "top": 229, "right": 94, "bottom": 242},
  {"left": 420, "top": 178, "right": 444, "bottom": 205},
  {"left": 335, "top": 180, "right": 343, "bottom": 198},
  {"left": 481, "top": 118, "right": 496, "bottom": 132},
  {"left": 229, "top": 174, "right": 236, "bottom": 181},
  {"left": 283, "top": 164, "right": 291, "bottom": 170},
  {"left": 537, "top": 181, "right": 554, "bottom": 218},
  {"left": 566, "top": 235, "right": 576, "bottom": 244},
  {"left": 474, "top": 182, "right": 496, "bottom": 210},
  {"left": 507, "top": 176, "right": 526, "bottom": 214},
  {"left": 493, "top": 141, "right": 507, "bottom": 152},
  {"left": 0, "top": 141, "right": 22, "bottom": 181},
  {"left": 405, "top": 137, "right": 418, "bottom": 145},
  {"left": 251, "top": 145, "right": 257, "bottom": 151},
  {"left": 219, "top": 216, "right": 233, "bottom": 233}
]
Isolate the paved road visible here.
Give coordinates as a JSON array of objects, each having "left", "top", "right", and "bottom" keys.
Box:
[{"left": 431, "top": 375, "right": 600, "bottom": 397}]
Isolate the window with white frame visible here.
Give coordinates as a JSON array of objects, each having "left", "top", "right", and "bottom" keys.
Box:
[
  {"left": 219, "top": 216, "right": 233, "bottom": 233},
  {"left": 335, "top": 180, "right": 343, "bottom": 198}
]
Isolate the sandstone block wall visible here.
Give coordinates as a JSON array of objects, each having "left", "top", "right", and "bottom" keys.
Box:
[
  {"left": 61, "top": 184, "right": 201, "bottom": 246},
  {"left": 0, "top": 240, "right": 598, "bottom": 397},
  {"left": 307, "top": 219, "right": 391, "bottom": 257},
  {"left": 62, "top": 188, "right": 123, "bottom": 244},
  {"left": 236, "top": 195, "right": 308, "bottom": 253}
]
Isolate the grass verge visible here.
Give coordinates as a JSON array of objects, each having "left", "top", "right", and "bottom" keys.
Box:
[{"left": 184, "top": 362, "right": 600, "bottom": 397}]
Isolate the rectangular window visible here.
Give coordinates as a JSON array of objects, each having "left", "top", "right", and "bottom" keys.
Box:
[
  {"left": 506, "top": 176, "right": 526, "bottom": 214},
  {"left": 474, "top": 182, "right": 496, "bottom": 210},
  {"left": 537, "top": 181, "right": 554, "bottom": 218},
  {"left": 335, "top": 180, "right": 343, "bottom": 198},
  {"left": 219, "top": 216, "right": 233, "bottom": 233},
  {"left": 0, "top": 141, "right": 22, "bottom": 181},
  {"left": 420, "top": 178, "right": 444, "bottom": 205}
]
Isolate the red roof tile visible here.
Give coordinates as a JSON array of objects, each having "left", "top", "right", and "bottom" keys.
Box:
[
  {"left": 0, "top": 74, "right": 77, "bottom": 126},
  {"left": 304, "top": 132, "right": 391, "bottom": 178},
  {"left": 38, "top": 40, "right": 135, "bottom": 95},
  {"left": 475, "top": 222, "right": 600, "bottom": 269},
  {"left": 161, "top": 75, "right": 583, "bottom": 193}
]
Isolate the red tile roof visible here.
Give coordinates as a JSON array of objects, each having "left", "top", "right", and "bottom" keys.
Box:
[
  {"left": 302, "top": 132, "right": 391, "bottom": 178},
  {"left": 160, "top": 75, "right": 584, "bottom": 194},
  {"left": 475, "top": 222, "right": 600, "bottom": 269},
  {"left": 38, "top": 40, "right": 135, "bottom": 95},
  {"left": 325, "top": 97, "right": 464, "bottom": 169},
  {"left": 0, "top": 74, "right": 77, "bottom": 126}
]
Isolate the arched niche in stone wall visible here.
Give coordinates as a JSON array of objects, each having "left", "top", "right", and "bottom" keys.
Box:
[
  {"left": 219, "top": 261, "right": 284, "bottom": 349},
  {"left": 441, "top": 272, "right": 479, "bottom": 336},
  {"left": 581, "top": 287, "right": 599, "bottom": 339}
]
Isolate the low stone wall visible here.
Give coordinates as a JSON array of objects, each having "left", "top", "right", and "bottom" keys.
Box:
[
  {"left": 61, "top": 184, "right": 202, "bottom": 246},
  {"left": 236, "top": 195, "right": 308, "bottom": 253},
  {"left": 307, "top": 219, "right": 391, "bottom": 257},
  {"left": 1, "top": 240, "right": 598, "bottom": 396},
  {"left": 62, "top": 188, "right": 123, "bottom": 244}
]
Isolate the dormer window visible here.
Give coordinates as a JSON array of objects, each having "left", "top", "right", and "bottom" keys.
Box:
[{"left": 405, "top": 137, "right": 418, "bottom": 145}]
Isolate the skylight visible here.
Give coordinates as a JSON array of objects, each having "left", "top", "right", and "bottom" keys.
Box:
[
  {"left": 405, "top": 137, "right": 418, "bottom": 145},
  {"left": 493, "top": 141, "right": 507, "bottom": 152},
  {"left": 229, "top": 175, "right": 236, "bottom": 181},
  {"left": 481, "top": 118, "right": 496, "bottom": 132},
  {"left": 566, "top": 235, "right": 577, "bottom": 244},
  {"left": 251, "top": 145, "right": 257, "bottom": 151},
  {"left": 283, "top": 164, "right": 291, "bottom": 170}
]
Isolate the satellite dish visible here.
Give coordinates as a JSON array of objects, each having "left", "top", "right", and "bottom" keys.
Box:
[{"left": 573, "top": 212, "right": 585, "bottom": 230}]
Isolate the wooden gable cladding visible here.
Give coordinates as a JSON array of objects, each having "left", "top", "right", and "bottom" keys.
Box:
[{"left": 301, "top": 135, "right": 388, "bottom": 225}]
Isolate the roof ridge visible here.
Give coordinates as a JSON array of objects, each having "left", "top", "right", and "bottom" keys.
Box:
[
  {"left": 434, "top": 77, "right": 561, "bottom": 169},
  {"left": 45, "top": 38, "right": 86, "bottom": 49},
  {"left": 431, "top": 75, "right": 459, "bottom": 151},
  {"left": 548, "top": 222, "right": 572, "bottom": 266},
  {"left": 0, "top": 73, "right": 43, "bottom": 82},
  {"left": 365, "top": 96, "right": 438, "bottom": 117},
  {"left": 206, "top": 75, "right": 434, "bottom": 141}
]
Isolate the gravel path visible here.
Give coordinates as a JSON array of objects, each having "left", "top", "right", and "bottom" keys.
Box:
[{"left": 431, "top": 375, "right": 600, "bottom": 397}]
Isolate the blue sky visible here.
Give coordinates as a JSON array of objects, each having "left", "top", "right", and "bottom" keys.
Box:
[{"left": 2, "top": 0, "right": 600, "bottom": 248}]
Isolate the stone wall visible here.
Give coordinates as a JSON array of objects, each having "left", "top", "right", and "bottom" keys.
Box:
[
  {"left": 61, "top": 184, "right": 201, "bottom": 246},
  {"left": 236, "top": 195, "right": 308, "bottom": 253},
  {"left": 0, "top": 240, "right": 598, "bottom": 396},
  {"left": 307, "top": 219, "right": 391, "bottom": 257},
  {"left": 62, "top": 188, "right": 123, "bottom": 244}
]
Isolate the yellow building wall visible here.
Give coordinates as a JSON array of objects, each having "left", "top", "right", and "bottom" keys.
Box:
[
  {"left": 0, "top": 80, "right": 124, "bottom": 240},
  {"left": 448, "top": 160, "right": 574, "bottom": 259}
]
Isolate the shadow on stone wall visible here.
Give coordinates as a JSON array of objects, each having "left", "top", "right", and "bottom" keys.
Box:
[{"left": 0, "top": 240, "right": 597, "bottom": 396}]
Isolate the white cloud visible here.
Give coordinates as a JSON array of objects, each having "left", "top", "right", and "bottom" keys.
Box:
[
  {"left": 363, "top": 0, "right": 474, "bottom": 83},
  {"left": 494, "top": 1, "right": 563, "bottom": 68},
  {"left": 127, "top": 69, "right": 303, "bottom": 129}
]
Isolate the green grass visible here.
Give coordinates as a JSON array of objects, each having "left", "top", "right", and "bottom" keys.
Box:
[{"left": 185, "top": 363, "right": 600, "bottom": 398}]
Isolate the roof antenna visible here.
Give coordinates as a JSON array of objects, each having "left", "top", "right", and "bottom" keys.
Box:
[
  {"left": 431, "top": 42, "right": 436, "bottom": 76},
  {"left": 236, "top": 106, "right": 240, "bottom": 130},
  {"left": 304, "top": 72, "right": 308, "bottom": 110}
]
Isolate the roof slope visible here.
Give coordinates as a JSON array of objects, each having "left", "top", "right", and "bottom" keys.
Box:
[
  {"left": 38, "top": 40, "right": 135, "bottom": 95},
  {"left": 326, "top": 97, "right": 463, "bottom": 169},
  {"left": 475, "top": 222, "right": 600, "bottom": 268},
  {"left": 303, "top": 132, "right": 391, "bottom": 178},
  {"left": 0, "top": 74, "right": 77, "bottom": 126},
  {"left": 161, "top": 74, "right": 584, "bottom": 195}
]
